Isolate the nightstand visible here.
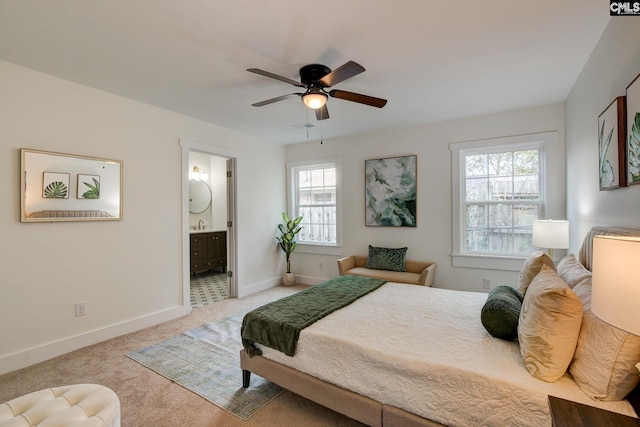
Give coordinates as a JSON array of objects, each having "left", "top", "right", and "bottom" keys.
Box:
[{"left": 548, "top": 395, "right": 640, "bottom": 427}]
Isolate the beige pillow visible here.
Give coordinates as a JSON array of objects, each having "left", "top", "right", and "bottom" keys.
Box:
[
  {"left": 557, "top": 254, "right": 592, "bottom": 289},
  {"left": 518, "top": 265, "right": 583, "bottom": 382},
  {"left": 518, "top": 250, "right": 556, "bottom": 295},
  {"left": 569, "top": 279, "right": 640, "bottom": 401}
]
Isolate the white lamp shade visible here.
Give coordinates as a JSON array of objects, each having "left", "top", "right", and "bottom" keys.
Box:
[
  {"left": 532, "top": 219, "right": 569, "bottom": 249},
  {"left": 302, "top": 92, "right": 327, "bottom": 109},
  {"left": 592, "top": 235, "right": 640, "bottom": 336}
]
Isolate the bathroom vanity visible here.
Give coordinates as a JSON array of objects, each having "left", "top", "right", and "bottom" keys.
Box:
[{"left": 189, "top": 230, "right": 226, "bottom": 274}]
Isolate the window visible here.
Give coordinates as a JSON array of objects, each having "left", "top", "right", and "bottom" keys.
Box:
[
  {"left": 287, "top": 159, "right": 341, "bottom": 253},
  {"left": 464, "top": 148, "right": 540, "bottom": 254},
  {"left": 451, "top": 132, "right": 555, "bottom": 270}
]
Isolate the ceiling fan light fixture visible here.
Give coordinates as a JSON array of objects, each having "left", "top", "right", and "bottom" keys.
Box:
[{"left": 302, "top": 92, "right": 327, "bottom": 109}]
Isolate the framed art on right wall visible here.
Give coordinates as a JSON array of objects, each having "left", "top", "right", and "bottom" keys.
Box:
[
  {"left": 598, "top": 96, "right": 626, "bottom": 190},
  {"left": 626, "top": 73, "right": 640, "bottom": 185}
]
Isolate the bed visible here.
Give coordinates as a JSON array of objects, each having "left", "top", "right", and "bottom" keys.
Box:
[
  {"left": 240, "top": 227, "right": 640, "bottom": 426},
  {"left": 26, "top": 209, "right": 113, "bottom": 218}
]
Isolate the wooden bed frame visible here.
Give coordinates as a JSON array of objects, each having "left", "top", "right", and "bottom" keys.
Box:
[
  {"left": 241, "top": 226, "right": 640, "bottom": 426},
  {"left": 240, "top": 349, "right": 444, "bottom": 427}
]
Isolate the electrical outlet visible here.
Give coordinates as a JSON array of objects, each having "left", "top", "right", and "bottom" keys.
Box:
[
  {"left": 482, "top": 278, "right": 491, "bottom": 289},
  {"left": 318, "top": 262, "right": 324, "bottom": 270},
  {"left": 75, "top": 301, "right": 87, "bottom": 317}
]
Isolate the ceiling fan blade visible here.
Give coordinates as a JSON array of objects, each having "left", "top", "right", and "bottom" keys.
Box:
[
  {"left": 251, "top": 93, "right": 300, "bottom": 107},
  {"left": 329, "top": 90, "right": 387, "bottom": 108},
  {"left": 247, "top": 68, "right": 305, "bottom": 87},
  {"left": 315, "top": 104, "right": 330, "bottom": 120},
  {"left": 319, "top": 61, "right": 365, "bottom": 87}
]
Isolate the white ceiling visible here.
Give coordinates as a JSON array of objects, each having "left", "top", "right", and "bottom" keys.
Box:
[{"left": 0, "top": 1, "right": 609, "bottom": 145}]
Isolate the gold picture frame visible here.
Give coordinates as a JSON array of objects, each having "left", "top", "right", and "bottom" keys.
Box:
[{"left": 20, "top": 148, "right": 123, "bottom": 222}]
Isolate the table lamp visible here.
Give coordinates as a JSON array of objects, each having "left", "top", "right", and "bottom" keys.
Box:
[
  {"left": 591, "top": 235, "right": 640, "bottom": 337},
  {"left": 532, "top": 219, "right": 569, "bottom": 262}
]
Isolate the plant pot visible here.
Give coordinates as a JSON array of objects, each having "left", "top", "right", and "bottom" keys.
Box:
[{"left": 282, "top": 273, "right": 295, "bottom": 286}]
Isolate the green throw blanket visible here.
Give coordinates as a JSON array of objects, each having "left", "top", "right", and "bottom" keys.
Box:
[{"left": 241, "top": 275, "right": 386, "bottom": 357}]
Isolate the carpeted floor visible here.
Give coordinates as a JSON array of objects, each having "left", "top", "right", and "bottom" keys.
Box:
[
  {"left": 0, "top": 285, "right": 366, "bottom": 427},
  {"left": 127, "top": 310, "right": 283, "bottom": 419}
]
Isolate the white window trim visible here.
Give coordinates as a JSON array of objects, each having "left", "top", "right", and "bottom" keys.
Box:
[
  {"left": 450, "top": 132, "right": 556, "bottom": 271},
  {"left": 286, "top": 157, "right": 343, "bottom": 256}
]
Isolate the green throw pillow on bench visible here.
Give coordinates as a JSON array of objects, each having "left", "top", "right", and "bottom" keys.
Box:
[
  {"left": 365, "top": 245, "right": 407, "bottom": 272},
  {"left": 481, "top": 285, "right": 523, "bottom": 341}
]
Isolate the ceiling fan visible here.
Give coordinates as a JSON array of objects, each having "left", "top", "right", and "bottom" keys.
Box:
[{"left": 247, "top": 61, "right": 387, "bottom": 120}]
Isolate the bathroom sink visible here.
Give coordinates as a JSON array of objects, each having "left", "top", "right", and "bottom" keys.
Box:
[{"left": 189, "top": 228, "right": 209, "bottom": 233}]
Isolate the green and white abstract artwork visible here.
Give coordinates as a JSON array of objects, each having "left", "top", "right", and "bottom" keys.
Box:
[{"left": 365, "top": 155, "right": 417, "bottom": 227}]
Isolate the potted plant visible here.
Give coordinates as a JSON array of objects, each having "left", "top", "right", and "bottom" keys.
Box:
[{"left": 276, "top": 212, "right": 303, "bottom": 286}]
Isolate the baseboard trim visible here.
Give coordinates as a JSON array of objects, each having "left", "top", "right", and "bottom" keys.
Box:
[
  {"left": 0, "top": 305, "right": 191, "bottom": 375},
  {"left": 236, "top": 275, "right": 329, "bottom": 297},
  {"left": 294, "top": 274, "right": 330, "bottom": 285},
  {"left": 1, "top": 275, "right": 332, "bottom": 375},
  {"left": 236, "top": 276, "right": 282, "bottom": 298}
]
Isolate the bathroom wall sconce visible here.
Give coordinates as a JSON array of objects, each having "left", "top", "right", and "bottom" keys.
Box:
[{"left": 189, "top": 166, "right": 208, "bottom": 181}]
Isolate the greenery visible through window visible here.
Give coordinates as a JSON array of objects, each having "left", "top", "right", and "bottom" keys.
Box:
[
  {"left": 463, "top": 148, "right": 540, "bottom": 255},
  {"left": 292, "top": 163, "right": 337, "bottom": 245}
]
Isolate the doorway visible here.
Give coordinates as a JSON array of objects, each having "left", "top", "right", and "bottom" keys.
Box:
[{"left": 181, "top": 140, "right": 238, "bottom": 309}]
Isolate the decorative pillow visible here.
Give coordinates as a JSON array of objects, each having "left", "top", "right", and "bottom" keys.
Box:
[
  {"left": 518, "top": 250, "right": 556, "bottom": 296},
  {"left": 569, "top": 279, "right": 640, "bottom": 401},
  {"left": 365, "top": 245, "right": 407, "bottom": 272},
  {"left": 481, "top": 286, "right": 523, "bottom": 341},
  {"left": 518, "top": 265, "right": 583, "bottom": 382},
  {"left": 557, "top": 253, "right": 592, "bottom": 289}
]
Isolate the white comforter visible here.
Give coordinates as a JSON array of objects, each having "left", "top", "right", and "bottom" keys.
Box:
[{"left": 258, "top": 283, "right": 637, "bottom": 426}]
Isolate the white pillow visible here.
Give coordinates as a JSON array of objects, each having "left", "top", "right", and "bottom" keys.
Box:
[
  {"left": 557, "top": 253, "right": 592, "bottom": 289},
  {"left": 518, "top": 250, "right": 556, "bottom": 296},
  {"left": 518, "top": 265, "right": 583, "bottom": 382},
  {"left": 569, "top": 279, "right": 640, "bottom": 401}
]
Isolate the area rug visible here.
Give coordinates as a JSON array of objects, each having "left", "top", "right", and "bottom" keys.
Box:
[{"left": 127, "top": 310, "right": 283, "bottom": 420}]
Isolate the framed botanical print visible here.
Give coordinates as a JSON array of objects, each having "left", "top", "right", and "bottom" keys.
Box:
[
  {"left": 77, "top": 174, "right": 100, "bottom": 199},
  {"left": 42, "top": 172, "right": 70, "bottom": 199},
  {"left": 598, "top": 96, "right": 626, "bottom": 190},
  {"left": 626, "top": 73, "right": 640, "bottom": 185}
]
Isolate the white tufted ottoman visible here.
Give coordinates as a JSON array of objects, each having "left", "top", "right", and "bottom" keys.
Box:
[{"left": 0, "top": 384, "right": 120, "bottom": 427}]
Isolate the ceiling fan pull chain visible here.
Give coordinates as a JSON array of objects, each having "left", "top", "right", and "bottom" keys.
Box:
[{"left": 320, "top": 117, "right": 323, "bottom": 144}]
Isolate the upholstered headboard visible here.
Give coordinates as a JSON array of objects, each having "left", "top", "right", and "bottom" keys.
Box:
[
  {"left": 27, "top": 210, "right": 113, "bottom": 219},
  {"left": 578, "top": 226, "right": 640, "bottom": 271}
]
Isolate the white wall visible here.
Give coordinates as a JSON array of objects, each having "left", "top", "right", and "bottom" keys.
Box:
[
  {"left": 0, "top": 60, "right": 285, "bottom": 373},
  {"left": 565, "top": 19, "right": 640, "bottom": 253},
  {"left": 286, "top": 103, "right": 566, "bottom": 291}
]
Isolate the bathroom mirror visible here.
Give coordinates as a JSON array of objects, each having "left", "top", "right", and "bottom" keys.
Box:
[
  {"left": 189, "top": 180, "right": 212, "bottom": 213},
  {"left": 20, "top": 148, "right": 123, "bottom": 222}
]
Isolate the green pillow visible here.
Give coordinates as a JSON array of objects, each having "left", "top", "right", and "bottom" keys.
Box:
[
  {"left": 488, "top": 285, "right": 523, "bottom": 303},
  {"left": 481, "top": 286, "right": 523, "bottom": 341},
  {"left": 365, "top": 245, "right": 407, "bottom": 272}
]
